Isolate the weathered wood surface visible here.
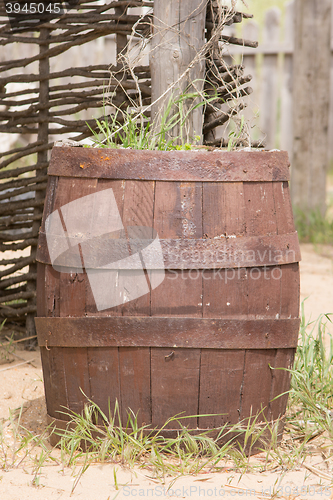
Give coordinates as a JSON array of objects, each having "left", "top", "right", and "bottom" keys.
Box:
[
  {"left": 260, "top": 8, "right": 280, "bottom": 150},
  {"left": 242, "top": 20, "right": 259, "bottom": 144},
  {"left": 35, "top": 317, "right": 300, "bottom": 349},
  {"left": 37, "top": 231, "right": 300, "bottom": 269},
  {"left": 48, "top": 147, "right": 291, "bottom": 181},
  {"left": 36, "top": 149, "right": 300, "bottom": 435},
  {"left": 291, "top": 0, "right": 331, "bottom": 215},
  {"left": 279, "top": 0, "right": 294, "bottom": 156},
  {"left": 150, "top": 0, "right": 206, "bottom": 142},
  {"left": 224, "top": 0, "right": 333, "bottom": 166}
]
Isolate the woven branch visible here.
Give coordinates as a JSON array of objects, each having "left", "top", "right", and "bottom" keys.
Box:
[
  {"left": 0, "top": 304, "right": 37, "bottom": 317},
  {"left": 0, "top": 67, "right": 150, "bottom": 86},
  {"left": 203, "top": 104, "right": 245, "bottom": 134},
  {"left": 0, "top": 257, "right": 35, "bottom": 279},
  {"left": 0, "top": 222, "right": 35, "bottom": 232},
  {"left": 2, "top": 88, "right": 111, "bottom": 108},
  {"left": 0, "top": 175, "right": 48, "bottom": 193},
  {"left": 0, "top": 15, "right": 151, "bottom": 46},
  {"left": 0, "top": 285, "right": 27, "bottom": 297},
  {"left": 0, "top": 198, "right": 45, "bottom": 215},
  {"left": 0, "top": 273, "right": 37, "bottom": 290},
  {"left": 0, "top": 214, "right": 42, "bottom": 225},
  {"left": 0, "top": 255, "right": 33, "bottom": 266},
  {"left": 0, "top": 227, "right": 39, "bottom": 241},
  {"left": 0, "top": 182, "right": 47, "bottom": 202},
  {"left": 0, "top": 140, "right": 43, "bottom": 158},
  {"left": 0, "top": 125, "right": 38, "bottom": 134},
  {"left": 220, "top": 34, "right": 258, "bottom": 49},
  {"left": 0, "top": 152, "right": 49, "bottom": 171},
  {"left": 0, "top": 291, "right": 36, "bottom": 304},
  {"left": 0, "top": 23, "right": 147, "bottom": 71},
  {"left": 212, "top": 75, "right": 253, "bottom": 96}
]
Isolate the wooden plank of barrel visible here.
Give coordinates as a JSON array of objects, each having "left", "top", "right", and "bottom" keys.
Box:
[{"left": 35, "top": 147, "right": 300, "bottom": 445}]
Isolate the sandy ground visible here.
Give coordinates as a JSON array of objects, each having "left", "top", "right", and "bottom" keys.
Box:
[
  {"left": 300, "top": 243, "right": 333, "bottom": 324},
  {"left": 0, "top": 243, "right": 333, "bottom": 500}
]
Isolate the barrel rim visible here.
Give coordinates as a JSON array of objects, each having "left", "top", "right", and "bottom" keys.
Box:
[{"left": 48, "top": 146, "right": 291, "bottom": 182}]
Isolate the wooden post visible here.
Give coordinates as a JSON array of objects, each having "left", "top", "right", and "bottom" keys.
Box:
[
  {"left": 26, "top": 27, "right": 49, "bottom": 340},
  {"left": 291, "top": 0, "right": 331, "bottom": 215},
  {"left": 328, "top": 5, "right": 333, "bottom": 163},
  {"left": 150, "top": 0, "right": 207, "bottom": 143}
]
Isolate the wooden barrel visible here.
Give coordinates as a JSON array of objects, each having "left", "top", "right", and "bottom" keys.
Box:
[{"left": 35, "top": 147, "right": 300, "bottom": 445}]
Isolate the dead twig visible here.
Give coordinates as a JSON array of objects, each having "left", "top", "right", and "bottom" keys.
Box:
[{"left": 0, "top": 358, "right": 36, "bottom": 372}]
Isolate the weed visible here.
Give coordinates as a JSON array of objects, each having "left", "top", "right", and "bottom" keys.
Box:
[
  {"left": 227, "top": 115, "right": 245, "bottom": 151},
  {"left": 87, "top": 87, "right": 216, "bottom": 151},
  {"left": 0, "top": 405, "right": 57, "bottom": 471},
  {"left": 261, "top": 303, "right": 333, "bottom": 472},
  {"left": 287, "top": 304, "right": 333, "bottom": 440}
]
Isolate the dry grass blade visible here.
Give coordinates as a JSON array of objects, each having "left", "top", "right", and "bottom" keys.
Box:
[
  {"left": 0, "top": 335, "right": 37, "bottom": 346},
  {"left": 302, "top": 464, "right": 332, "bottom": 481},
  {"left": 0, "top": 358, "right": 36, "bottom": 372}
]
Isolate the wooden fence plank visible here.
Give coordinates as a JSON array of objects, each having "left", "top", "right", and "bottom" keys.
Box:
[
  {"left": 280, "top": 0, "right": 294, "bottom": 157},
  {"left": 242, "top": 20, "right": 260, "bottom": 144},
  {"left": 260, "top": 7, "right": 281, "bottom": 150},
  {"left": 329, "top": 2, "right": 333, "bottom": 161},
  {"left": 291, "top": 0, "right": 331, "bottom": 215}
]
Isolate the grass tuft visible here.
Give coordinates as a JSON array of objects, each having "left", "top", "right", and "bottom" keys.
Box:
[
  {"left": 294, "top": 206, "right": 333, "bottom": 245},
  {"left": 286, "top": 304, "right": 333, "bottom": 441},
  {"left": 87, "top": 88, "right": 217, "bottom": 151}
]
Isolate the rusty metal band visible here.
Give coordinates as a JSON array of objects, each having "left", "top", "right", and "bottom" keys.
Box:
[
  {"left": 48, "top": 147, "right": 290, "bottom": 182},
  {"left": 35, "top": 317, "right": 300, "bottom": 349},
  {"left": 36, "top": 231, "right": 300, "bottom": 269}
]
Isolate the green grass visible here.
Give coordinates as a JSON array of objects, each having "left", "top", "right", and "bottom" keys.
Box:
[
  {"left": 87, "top": 89, "right": 214, "bottom": 151},
  {"left": 286, "top": 305, "right": 333, "bottom": 441},
  {"left": 294, "top": 207, "right": 333, "bottom": 245},
  {"left": 0, "top": 406, "right": 56, "bottom": 473},
  {"left": 263, "top": 307, "right": 333, "bottom": 473}
]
